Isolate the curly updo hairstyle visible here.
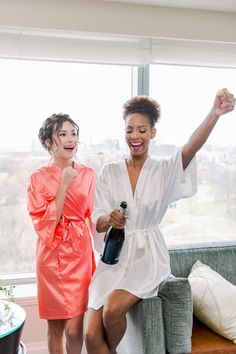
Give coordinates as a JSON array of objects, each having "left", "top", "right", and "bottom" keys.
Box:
[
  {"left": 123, "top": 96, "right": 161, "bottom": 127},
  {"left": 38, "top": 113, "right": 79, "bottom": 152}
]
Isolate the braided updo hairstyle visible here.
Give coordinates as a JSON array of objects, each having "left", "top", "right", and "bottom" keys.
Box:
[
  {"left": 123, "top": 96, "right": 161, "bottom": 127},
  {"left": 38, "top": 113, "right": 79, "bottom": 153}
]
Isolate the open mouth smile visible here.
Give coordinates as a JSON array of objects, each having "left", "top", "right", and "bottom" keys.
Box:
[
  {"left": 130, "top": 142, "right": 142, "bottom": 147},
  {"left": 64, "top": 146, "right": 74, "bottom": 151}
]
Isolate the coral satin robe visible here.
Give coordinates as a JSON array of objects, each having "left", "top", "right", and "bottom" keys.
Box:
[{"left": 27, "top": 162, "right": 96, "bottom": 319}]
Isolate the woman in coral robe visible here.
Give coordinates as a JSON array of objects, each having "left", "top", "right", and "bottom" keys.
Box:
[
  {"left": 27, "top": 113, "right": 96, "bottom": 354},
  {"left": 84, "top": 89, "right": 235, "bottom": 354}
]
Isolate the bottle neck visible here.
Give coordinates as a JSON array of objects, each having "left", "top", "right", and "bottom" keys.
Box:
[{"left": 119, "top": 206, "right": 127, "bottom": 214}]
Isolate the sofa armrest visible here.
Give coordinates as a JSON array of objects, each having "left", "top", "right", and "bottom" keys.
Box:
[
  {"left": 118, "top": 296, "right": 165, "bottom": 354},
  {"left": 159, "top": 276, "right": 193, "bottom": 354}
]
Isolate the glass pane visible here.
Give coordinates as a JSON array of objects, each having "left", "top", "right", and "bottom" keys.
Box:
[
  {"left": 150, "top": 64, "right": 236, "bottom": 246},
  {"left": 0, "top": 59, "right": 132, "bottom": 276}
]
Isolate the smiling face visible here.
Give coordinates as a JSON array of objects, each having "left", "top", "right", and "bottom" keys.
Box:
[
  {"left": 47, "top": 121, "right": 79, "bottom": 167},
  {"left": 125, "top": 113, "right": 156, "bottom": 159}
]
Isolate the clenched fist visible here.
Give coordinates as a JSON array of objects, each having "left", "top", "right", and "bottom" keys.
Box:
[
  {"left": 213, "top": 88, "right": 235, "bottom": 117},
  {"left": 61, "top": 166, "right": 77, "bottom": 188}
]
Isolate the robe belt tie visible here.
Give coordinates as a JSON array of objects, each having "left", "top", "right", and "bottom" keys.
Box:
[
  {"left": 62, "top": 218, "right": 88, "bottom": 254},
  {"left": 118, "top": 226, "right": 159, "bottom": 268},
  {"left": 126, "top": 230, "right": 145, "bottom": 249},
  {"left": 126, "top": 225, "right": 159, "bottom": 249}
]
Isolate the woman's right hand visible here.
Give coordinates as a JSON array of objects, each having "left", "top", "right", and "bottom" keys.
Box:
[
  {"left": 107, "top": 208, "right": 129, "bottom": 229},
  {"left": 61, "top": 166, "right": 77, "bottom": 188}
]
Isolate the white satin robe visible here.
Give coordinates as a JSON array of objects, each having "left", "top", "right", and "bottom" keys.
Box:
[{"left": 88, "top": 148, "right": 197, "bottom": 309}]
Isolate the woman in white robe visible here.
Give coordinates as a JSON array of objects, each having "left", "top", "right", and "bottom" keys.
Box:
[{"left": 85, "top": 88, "right": 235, "bottom": 354}]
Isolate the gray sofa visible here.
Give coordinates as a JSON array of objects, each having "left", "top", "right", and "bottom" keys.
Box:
[{"left": 118, "top": 241, "right": 236, "bottom": 354}]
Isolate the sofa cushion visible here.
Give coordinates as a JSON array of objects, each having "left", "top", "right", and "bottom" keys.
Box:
[
  {"left": 169, "top": 241, "right": 236, "bottom": 286},
  {"left": 188, "top": 260, "right": 236, "bottom": 344},
  {"left": 191, "top": 317, "right": 236, "bottom": 354}
]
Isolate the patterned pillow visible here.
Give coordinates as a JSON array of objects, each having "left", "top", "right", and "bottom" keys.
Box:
[{"left": 188, "top": 260, "right": 236, "bottom": 344}]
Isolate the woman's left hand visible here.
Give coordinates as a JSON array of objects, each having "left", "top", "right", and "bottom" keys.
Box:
[{"left": 213, "top": 88, "right": 235, "bottom": 117}]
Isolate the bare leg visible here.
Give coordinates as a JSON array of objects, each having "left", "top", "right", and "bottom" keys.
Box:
[
  {"left": 47, "top": 319, "right": 66, "bottom": 354},
  {"left": 103, "top": 290, "right": 140, "bottom": 353},
  {"left": 65, "top": 314, "right": 84, "bottom": 354},
  {"left": 84, "top": 308, "right": 110, "bottom": 354}
]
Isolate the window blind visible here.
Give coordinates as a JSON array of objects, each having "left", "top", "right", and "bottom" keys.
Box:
[{"left": 0, "top": 27, "right": 235, "bottom": 68}]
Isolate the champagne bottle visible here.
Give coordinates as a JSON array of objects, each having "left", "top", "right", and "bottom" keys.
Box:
[{"left": 100, "top": 201, "right": 127, "bottom": 265}]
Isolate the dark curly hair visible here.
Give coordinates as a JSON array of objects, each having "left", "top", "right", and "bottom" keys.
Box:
[
  {"left": 123, "top": 96, "right": 161, "bottom": 127},
  {"left": 38, "top": 113, "right": 79, "bottom": 152}
]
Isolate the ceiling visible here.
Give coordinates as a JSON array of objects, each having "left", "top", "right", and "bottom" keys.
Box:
[{"left": 102, "top": 0, "right": 236, "bottom": 13}]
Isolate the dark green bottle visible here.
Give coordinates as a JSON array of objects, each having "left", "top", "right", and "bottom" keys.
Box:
[{"left": 100, "top": 201, "right": 127, "bottom": 265}]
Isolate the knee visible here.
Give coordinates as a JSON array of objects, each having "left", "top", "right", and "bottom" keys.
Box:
[
  {"left": 103, "top": 303, "right": 121, "bottom": 327},
  {"left": 84, "top": 327, "right": 102, "bottom": 348},
  {"left": 65, "top": 326, "right": 82, "bottom": 342}
]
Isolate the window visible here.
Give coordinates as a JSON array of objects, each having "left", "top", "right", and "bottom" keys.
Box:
[
  {"left": 0, "top": 58, "right": 133, "bottom": 276},
  {"left": 150, "top": 64, "right": 236, "bottom": 245},
  {"left": 1, "top": 54, "right": 236, "bottom": 278}
]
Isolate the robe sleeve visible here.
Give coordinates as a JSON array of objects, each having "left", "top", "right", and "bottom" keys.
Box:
[
  {"left": 27, "top": 172, "right": 58, "bottom": 248},
  {"left": 84, "top": 171, "right": 97, "bottom": 221},
  {"left": 162, "top": 147, "right": 197, "bottom": 206},
  {"left": 92, "top": 164, "right": 112, "bottom": 253},
  {"left": 92, "top": 164, "right": 113, "bottom": 225}
]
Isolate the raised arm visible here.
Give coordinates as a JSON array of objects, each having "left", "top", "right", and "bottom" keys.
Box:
[{"left": 182, "top": 88, "right": 235, "bottom": 170}]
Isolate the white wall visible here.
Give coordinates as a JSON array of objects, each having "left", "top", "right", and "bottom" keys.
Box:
[
  {"left": 17, "top": 295, "right": 87, "bottom": 353},
  {"left": 15, "top": 292, "right": 47, "bottom": 353}
]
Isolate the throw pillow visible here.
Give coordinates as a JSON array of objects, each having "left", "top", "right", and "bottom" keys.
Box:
[{"left": 188, "top": 260, "right": 236, "bottom": 344}]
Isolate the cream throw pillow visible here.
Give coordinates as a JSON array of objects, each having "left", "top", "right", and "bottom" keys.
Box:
[{"left": 188, "top": 260, "right": 236, "bottom": 344}]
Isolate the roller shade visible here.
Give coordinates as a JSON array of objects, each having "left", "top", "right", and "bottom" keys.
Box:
[
  {"left": 0, "top": 28, "right": 151, "bottom": 65},
  {"left": 151, "top": 37, "right": 236, "bottom": 68},
  {"left": 0, "top": 27, "right": 236, "bottom": 68}
]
